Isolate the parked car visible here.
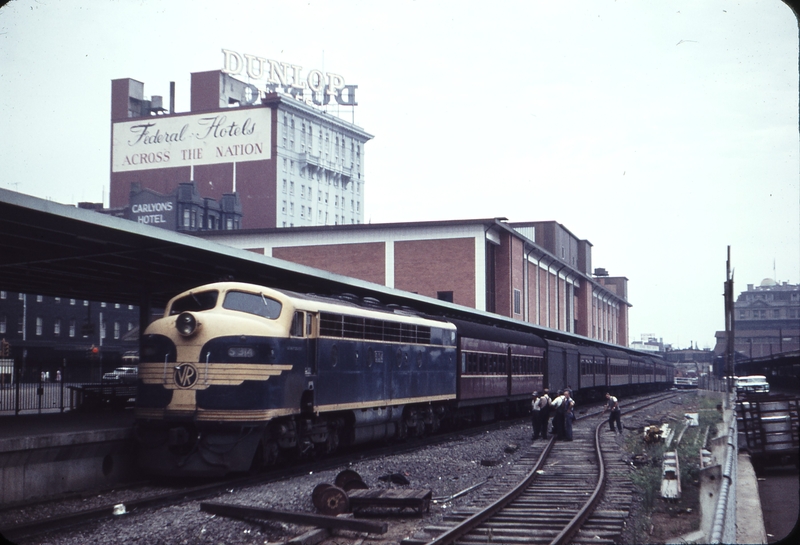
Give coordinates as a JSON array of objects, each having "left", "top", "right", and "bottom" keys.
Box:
[
  {"left": 736, "top": 375, "right": 770, "bottom": 394},
  {"left": 102, "top": 367, "right": 138, "bottom": 384}
]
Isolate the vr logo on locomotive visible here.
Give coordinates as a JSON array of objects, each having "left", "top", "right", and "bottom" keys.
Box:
[{"left": 174, "top": 363, "right": 199, "bottom": 389}]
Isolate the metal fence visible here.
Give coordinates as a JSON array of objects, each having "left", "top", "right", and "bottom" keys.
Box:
[
  {"left": 0, "top": 380, "right": 81, "bottom": 415},
  {"left": 710, "top": 393, "right": 739, "bottom": 544}
]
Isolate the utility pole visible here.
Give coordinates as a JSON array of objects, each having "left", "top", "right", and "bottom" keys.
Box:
[{"left": 723, "top": 246, "right": 735, "bottom": 402}]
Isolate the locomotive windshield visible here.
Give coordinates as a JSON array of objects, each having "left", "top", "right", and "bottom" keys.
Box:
[
  {"left": 223, "top": 290, "right": 283, "bottom": 319},
  {"left": 169, "top": 290, "right": 219, "bottom": 315}
]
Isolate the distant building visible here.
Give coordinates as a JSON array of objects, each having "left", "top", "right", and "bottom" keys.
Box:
[
  {"left": 80, "top": 181, "right": 243, "bottom": 233},
  {"left": 630, "top": 334, "right": 666, "bottom": 353},
  {"left": 714, "top": 278, "right": 800, "bottom": 359},
  {"left": 664, "top": 347, "right": 715, "bottom": 378},
  {"left": 0, "top": 291, "right": 139, "bottom": 382},
  {"left": 198, "top": 218, "right": 632, "bottom": 346}
]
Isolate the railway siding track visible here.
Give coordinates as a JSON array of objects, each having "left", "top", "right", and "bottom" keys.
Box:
[{"left": 405, "top": 393, "right": 674, "bottom": 545}]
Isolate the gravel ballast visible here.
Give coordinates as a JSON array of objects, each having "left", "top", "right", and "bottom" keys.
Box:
[{"left": 14, "top": 421, "right": 535, "bottom": 545}]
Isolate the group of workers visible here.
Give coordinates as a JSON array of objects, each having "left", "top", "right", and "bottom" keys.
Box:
[{"left": 531, "top": 389, "right": 623, "bottom": 441}]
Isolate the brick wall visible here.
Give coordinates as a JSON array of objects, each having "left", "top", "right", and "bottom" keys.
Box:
[
  {"left": 394, "top": 238, "right": 475, "bottom": 307},
  {"left": 273, "top": 242, "right": 386, "bottom": 285}
]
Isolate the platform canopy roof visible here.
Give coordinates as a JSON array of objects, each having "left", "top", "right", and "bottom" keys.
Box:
[
  {"left": 0, "top": 188, "right": 631, "bottom": 349},
  {"left": 0, "top": 189, "right": 425, "bottom": 311}
]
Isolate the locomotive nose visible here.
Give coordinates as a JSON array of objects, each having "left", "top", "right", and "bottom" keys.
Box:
[{"left": 176, "top": 312, "right": 200, "bottom": 337}]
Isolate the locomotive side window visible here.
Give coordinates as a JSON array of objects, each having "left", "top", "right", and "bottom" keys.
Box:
[
  {"left": 222, "top": 291, "right": 282, "bottom": 319},
  {"left": 169, "top": 290, "right": 219, "bottom": 315},
  {"left": 290, "top": 312, "right": 305, "bottom": 337}
]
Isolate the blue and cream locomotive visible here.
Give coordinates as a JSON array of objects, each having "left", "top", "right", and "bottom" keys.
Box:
[
  {"left": 134, "top": 281, "right": 670, "bottom": 475},
  {"left": 135, "top": 282, "right": 459, "bottom": 475}
]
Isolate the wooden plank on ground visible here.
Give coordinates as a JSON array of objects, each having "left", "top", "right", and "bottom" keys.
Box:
[{"left": 199, "top": 502, "right": 388, "bottom": 534}]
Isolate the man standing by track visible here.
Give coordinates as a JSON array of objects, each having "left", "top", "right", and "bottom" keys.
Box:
[
  {"left": 562, "top": 389, "right": 575, "bottom": 441},
  {"left": 531, "top": 389, "right": 550, "bottom": 440},
  {"left": 603, "top": 392, "right": 622, "bottom": 433},
  {"left": 550, "top": 390, "right": 566, "bottom": 439}
]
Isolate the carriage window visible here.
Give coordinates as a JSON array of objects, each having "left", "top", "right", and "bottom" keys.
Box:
[
  {"left": 223, "top": 291, "right": 282, "bottom": 319},
  {"left": 170, "top": 290, "right": 219, "bottom": 315}
]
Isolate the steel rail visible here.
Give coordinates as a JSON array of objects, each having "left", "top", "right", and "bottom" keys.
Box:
[
  {"left": 423, "top": 392, "right": 676, "bottom": 545},
  {"left": 426, "top": 435, "right": 556, "bottom": 545}
]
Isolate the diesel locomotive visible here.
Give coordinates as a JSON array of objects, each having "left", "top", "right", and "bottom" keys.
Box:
[{"left": 134, "top": 281, "right": 671, "bottom": 475}]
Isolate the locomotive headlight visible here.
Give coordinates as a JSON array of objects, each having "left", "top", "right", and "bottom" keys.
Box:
[
  {"left": 176, "top": 312, "right": 199, "bottom": 337},
  {"left": 227, "top": 346, "right": 255, "bottom": 358}
]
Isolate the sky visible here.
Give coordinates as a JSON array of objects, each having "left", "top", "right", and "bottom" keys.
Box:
[{"left": 1, "top": 0, "right": 798, "bottom": 350}]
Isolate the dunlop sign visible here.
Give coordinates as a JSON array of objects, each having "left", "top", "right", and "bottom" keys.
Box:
[{"left": 112, "top": 109, "right": 271, "bottom": 173}]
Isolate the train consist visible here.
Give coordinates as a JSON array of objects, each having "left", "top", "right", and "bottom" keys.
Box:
[{"left": 134, "top": 282, "right": 672, "bottom": 475}]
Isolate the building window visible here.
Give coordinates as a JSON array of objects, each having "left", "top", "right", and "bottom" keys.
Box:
[
  {"left": 69, "top": 319, "right": 76, "bottom": 338},
  {"left": 114, "top": 322, "right": 120, "bottom": 340},
  {"left": 0, "top": 315, "right": 6, "bottom": 334},
  {"left": 0, "top": 291, "right": 6, "bottom": 299},
  {"left": 36, "top": 295, "right": 43, "bottom": 303},
  {"left": 36, "top": 317, "right": 43, "bottom": 336},
  {"left": 54, "top": 319, "right": 61, "bottom": 336},
  {"left": 437, "top": 291, "right": 454, "bottom": 303},
  {"left": 514, "top": 289, "right": 522, "bottom": 314},
  {"left": 84, "top": 300, "right": 89, "bottom": 306},
  {"left": 70, "top": 299, "right": 76, "bottom": 306}
]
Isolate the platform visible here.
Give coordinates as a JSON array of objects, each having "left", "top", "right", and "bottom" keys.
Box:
[{"left": 0, "top": 410, "right": 137, "bottom": 505}]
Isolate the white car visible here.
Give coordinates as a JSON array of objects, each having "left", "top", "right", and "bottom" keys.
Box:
[
  {"left": 102, "top": 367, "right": 138, "bottom": 384},
  {"left": 735, "top": 375, "right": 770, "bottom": 394}
]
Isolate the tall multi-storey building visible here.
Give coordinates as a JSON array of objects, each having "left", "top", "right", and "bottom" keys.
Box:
[
  {"left": 714, "top": 278, "right": 800, "bottom": 359},
  {"left": 110, "top": 69, "right": 372, "bottom": 230}
]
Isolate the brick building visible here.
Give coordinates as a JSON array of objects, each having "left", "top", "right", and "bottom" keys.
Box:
[
  {"left": 110, "top": 70, "right": 372, "bottom": 230},
  {"left": 198, "top": 218, "right": 631, "bottom": 346}
]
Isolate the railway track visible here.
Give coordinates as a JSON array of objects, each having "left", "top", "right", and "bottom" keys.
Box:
[
  {"left": 1, "top": 392, "right": 674, "bottom": 544},
  {"left": 404, "top": 392, "right": 675, "bottom": 545}
]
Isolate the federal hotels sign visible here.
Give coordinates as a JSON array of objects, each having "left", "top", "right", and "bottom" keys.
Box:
[
  {"left": 111, "top": 109, "right": 271, "bottom": 173},
  {"left": 221, "top": 49, "right": 358, "bottom": 107}
]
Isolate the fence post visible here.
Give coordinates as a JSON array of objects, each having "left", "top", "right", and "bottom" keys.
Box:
[
  {"left": 37, "top": 373, "right": 43, "bottom": 414},
  {"left": 15, "top": 367, "right": 20, "bottom": 416}
]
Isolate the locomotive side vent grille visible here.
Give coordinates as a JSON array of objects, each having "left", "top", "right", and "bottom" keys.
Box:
[{"left": 319, "top": 312, "right": 431, "bottom": 345}]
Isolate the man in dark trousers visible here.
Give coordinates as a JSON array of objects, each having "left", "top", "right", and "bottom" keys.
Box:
[
  {"left": 562, "top": 389, "right": 575, "bottom": 441},
  {"left": 538, "top": 388, "right": 552, "bottom": 439},
  {"left": 603, "top": 392, "right": 622, "bottom": 433},
  {"left": 551, "top": 390, "right": 566, "bottom": 439},
  {"left": 531, "top": 389, "right": 551, "bottom": 440}
]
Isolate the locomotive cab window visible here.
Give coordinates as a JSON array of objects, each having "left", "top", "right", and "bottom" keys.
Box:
[
  {"left": 169, "top": 290, "right": 219, "bottom": 315},
  {"left": 223, "top": 291, "right": 282, "bottom": 319}
]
